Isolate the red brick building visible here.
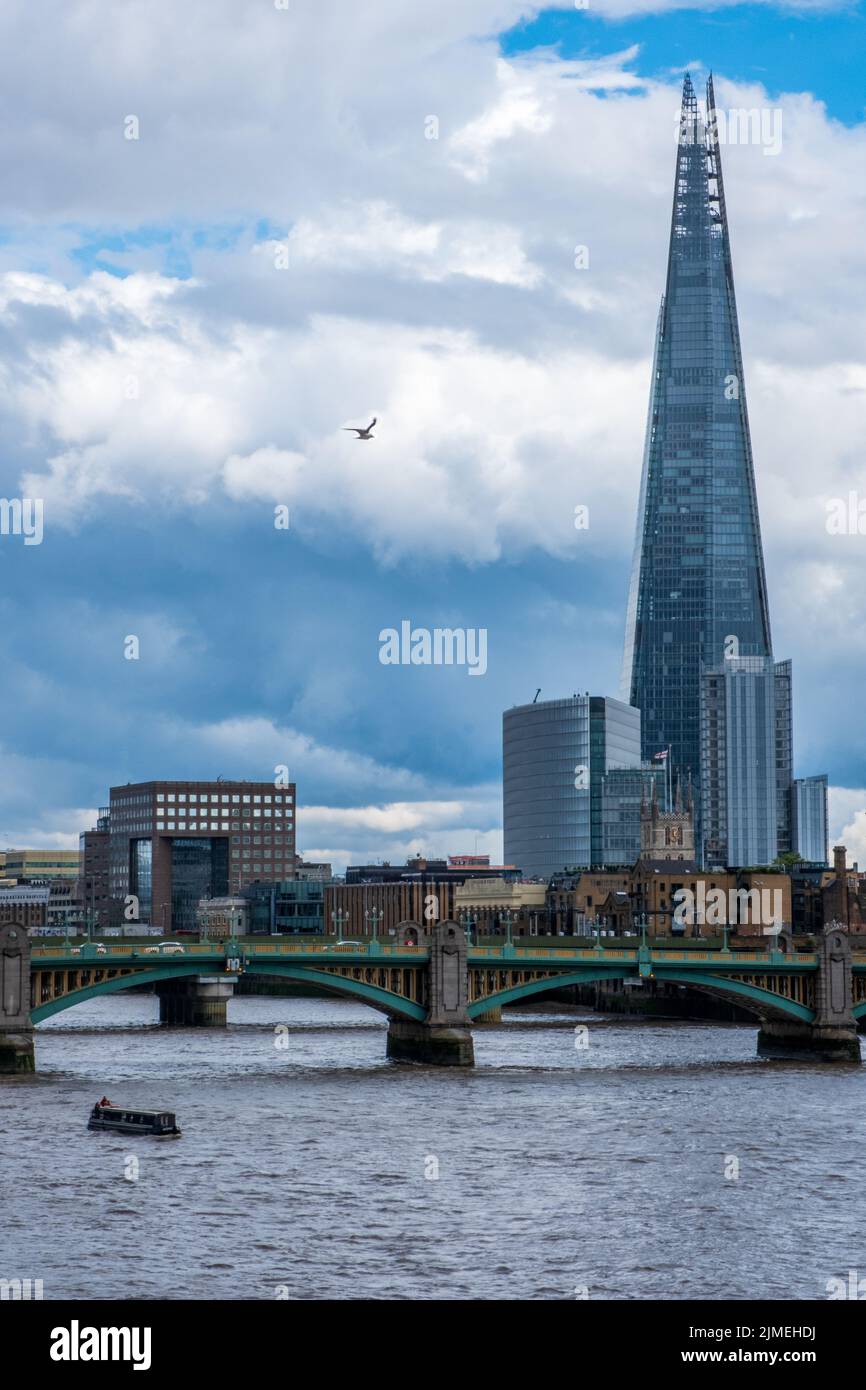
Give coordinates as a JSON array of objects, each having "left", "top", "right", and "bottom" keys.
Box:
[{"left": 108, "top": 779, "right": 296, "bottom": 933}]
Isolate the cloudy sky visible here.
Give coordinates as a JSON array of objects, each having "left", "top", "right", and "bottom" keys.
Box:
[{"left": 1, "top": 0, "right": 865, "bottom": 870}]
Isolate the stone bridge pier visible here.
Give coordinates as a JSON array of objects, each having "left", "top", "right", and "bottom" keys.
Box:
[
  {"left": 0, "top": 923, "right": 35, "bottom": 1073},
  {"left": 758, "top": 924, "right": 861, "bottom": 1063},
  {"left": 387, "top": 922, "right": 474, "bottom": 1066},
  {"left": 156, "top": 974, "right": 237, "bottom": 1027}
]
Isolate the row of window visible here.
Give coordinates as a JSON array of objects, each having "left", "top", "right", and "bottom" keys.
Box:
[
  {"left": 156, "top": 793, "right": 291, "bottom": 804},
  {"left": 231, "top": 836, "right": 291, "bottom": 845},
  {"left": 155, "top": 819, "right": 293, "bottom": 831},
  {"left": 232, "top": 850, "right": 291, "bottom": 859}
]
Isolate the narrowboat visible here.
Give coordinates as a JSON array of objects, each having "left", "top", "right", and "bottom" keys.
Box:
[{"left": 87, "top": 1097, "right": 181, "bottom": 1137}]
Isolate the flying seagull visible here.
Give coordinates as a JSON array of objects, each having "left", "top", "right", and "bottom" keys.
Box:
[{"left": 343, "top": 417, "right": 376, "bottom": 440}]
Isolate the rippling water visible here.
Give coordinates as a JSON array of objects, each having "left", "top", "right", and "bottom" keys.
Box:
[{"left": 2, "top": 994, "right": 864, "bottom": 1301}]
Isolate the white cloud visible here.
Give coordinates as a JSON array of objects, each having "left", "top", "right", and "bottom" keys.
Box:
[{"left": 1, "top": 0, "right": 865, "bottom": 836}]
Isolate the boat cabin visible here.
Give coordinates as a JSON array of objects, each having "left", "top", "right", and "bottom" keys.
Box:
[{"left": 88, "top": 1100, "right": 181, "bottom": 1137}]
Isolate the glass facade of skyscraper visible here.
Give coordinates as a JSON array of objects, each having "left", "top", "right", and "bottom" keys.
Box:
[
  {"left": 503, "top": 696, "right": 642, "bottom": 878},
  {"left": 701, "top": 657, "right": 777, "bottom": 867},
  {"left": 600, "top": 765, "right": 667, "bottom": 866},
  {"left": 622, "top": 74, "right": 781, "bottom": 861},
  {"left": 792, "top": 775, "right": 829, "bottom": 865}
]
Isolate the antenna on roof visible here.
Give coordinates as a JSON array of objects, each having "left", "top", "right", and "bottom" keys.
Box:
[{"left": 533, "top": 688, "right": 541, "bottom": 703}]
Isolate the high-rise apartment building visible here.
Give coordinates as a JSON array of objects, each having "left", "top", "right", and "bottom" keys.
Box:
[
  {"left": 700, "top": 657, "right": 778, "bottom": 866},
  {"left": 108, "top": 780, "right": 296, "bottom": 932},
  {"left": 622, "top": 73, "right": 786, "bottom": 858},
  {"left": 792, "top": 775, "right": 829, "bottom": 865},
  {"left": 774, "top": 660, "right": 794, "bottom": 855}
]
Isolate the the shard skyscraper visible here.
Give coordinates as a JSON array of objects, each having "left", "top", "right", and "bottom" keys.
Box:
[{"left": 622, "top": 74, "right": 787, "bottom": 865}]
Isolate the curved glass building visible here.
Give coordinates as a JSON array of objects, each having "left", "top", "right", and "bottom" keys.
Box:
[{"left": 503, "top": 696, "right": 642, "bottom": 878}]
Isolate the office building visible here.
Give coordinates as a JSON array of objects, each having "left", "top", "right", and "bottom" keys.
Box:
[
  {"left": 792, "top": 775, "right": 829, "bottom": 865},
  {"left": 79, "top": 808, "right": 115, "bottom": 929},
  {"left": 622, "top": 74, "right": 787, "bottom": 857},
  {"left": 0, "top": 886, "right": 50, "bottom": 931},
  {"left": 503, "top": 694, "right": 665, "bottom": 878},
  {"left": 243, "top": 879, "right": 326, "bottom": 935},
  {"left": 108, "top": 779, "right": 296, "bottom": 932},
  {"left": 774, "top": 661, "right": 794, "bottom": 855},
  {"left": 503, "top": 695, "right": 641, "bottom": 877},
  {"left": 2, "top": 849, "right": 80, "bottom": 884},
  {"left": 700, "top": 657, "right": 777, "bottom": 867}
]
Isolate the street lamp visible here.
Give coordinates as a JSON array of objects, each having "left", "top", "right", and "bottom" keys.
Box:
[
  {"left": 458, "top": 909, "right": 476, "bottom": 946},
  {"left": 331, "top": 907, "right": 348, "bottom": 938},
  {"left": 501, "top": 908, "right": 515, "bottom": 948},
  {"left": 365, "top": 906, "right": 383, "bottom": 943}
]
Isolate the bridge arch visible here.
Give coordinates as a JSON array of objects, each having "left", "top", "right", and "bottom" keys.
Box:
[
  {"left": 243, "top": 962, "right": 425, "bottom": 1021},
  {"left": 468, "top": 966, "right": 814, "bottom": 1024},
  {"left": 32, "top": 960, "right": 426, "bottom": 1025},
  {"left": 32, "top": 963, "right": 210, "bottom": 1024}
]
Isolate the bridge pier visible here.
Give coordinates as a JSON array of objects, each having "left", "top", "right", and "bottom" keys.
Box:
[
  {"left": 156, "top": 975, "right": 236, "bottom": 1027},
  {"left": 757, "top": 925, "right": 861, "bottom": 1063},
  {"left": 386, "top": 1019, "right": 474, "bottom": 1066},
  {"left": 387, "top": 922, "right": 475, "bottom": 1066},
  {"left": 0, "top": 925, "right": 35, "bottom": 1073}
]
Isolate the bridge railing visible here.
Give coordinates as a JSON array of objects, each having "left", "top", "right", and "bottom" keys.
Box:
[
  {"left": 30, "top": 941, "right": 429, "bottom": 961},
  {"left": 29, "top": 940, "right": 825, "bottom": 967}
]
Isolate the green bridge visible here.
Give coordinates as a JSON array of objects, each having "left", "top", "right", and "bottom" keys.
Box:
[{"left": 1, "top": 920, "right": 864, "bottom": 1070}]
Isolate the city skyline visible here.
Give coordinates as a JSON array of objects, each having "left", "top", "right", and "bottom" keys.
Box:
[
  {"left": 4, "top": 2, "right": 866, "bottom": 1323},
  {"left": 2, "top": 5, "right": 866, "bottom": 872}
]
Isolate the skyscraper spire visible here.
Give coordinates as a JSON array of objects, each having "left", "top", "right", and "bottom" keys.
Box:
[{"left": 622, "top": 73, "right": 774, "bottom": 850}]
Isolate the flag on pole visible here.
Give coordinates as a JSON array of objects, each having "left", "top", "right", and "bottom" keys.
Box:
[{"left": 653, "top": 750, "right": 668, "bottom": 761}]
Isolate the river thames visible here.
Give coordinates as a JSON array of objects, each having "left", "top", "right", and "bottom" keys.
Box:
[{"left": 2, "top": 995, "right": 864, "bottom": 1301}]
